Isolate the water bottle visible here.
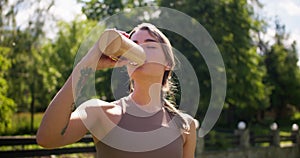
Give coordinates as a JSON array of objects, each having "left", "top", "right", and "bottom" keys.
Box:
[{"left": 99, "top": 29, "right": 146, "bottom": 66}]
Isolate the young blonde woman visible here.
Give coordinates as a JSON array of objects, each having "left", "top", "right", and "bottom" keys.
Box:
[{"left": 37, "top": 23, "right": 197, "bottom": 158}]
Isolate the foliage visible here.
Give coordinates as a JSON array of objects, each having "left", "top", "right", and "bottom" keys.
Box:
[
  {"left": 1, "top": 0, "right": 300, "bottom": 135},
  {"left": 1, "top": 112, "right": 43, "bottom": 135},
  {"left": 0, "top": 0, "right": 16, "bottom": 133},
  {"left": 43, "top": 19, "right": 100, "bottom": 105},
  {"left": 0, "top": 46, "right": 16, "bottom": 134},
  {"left": 1, "top": 0, "right": 55, "bottom": 113},
  {"left": 0, "top": 0, "right": 57, "bottom": 132},
  {"left": 204, "top": 130, "right": 234, "bottom": 151},
  {"left": 44, "top": 19, "right": 98, "bottom": 86},
  {"left": 262, "top": 21, "right": 300, "bottom": 119},
  {"left": 158, "top": 0, "right": 270, "bottom": 124},
  {"left": 79, "top": 0, "right": 149, "bottom": 20}
]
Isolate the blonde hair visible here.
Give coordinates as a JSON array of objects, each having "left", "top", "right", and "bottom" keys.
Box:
[{"left": 129, "top": 23, "right": 190, "bottom": 132}]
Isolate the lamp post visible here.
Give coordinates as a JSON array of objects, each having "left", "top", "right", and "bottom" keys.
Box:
[
  {"left": 292, "top": 123, "right": 299, "bottom": 131},
  {"left": 238, "top": 121, "right": 246, "bottom": 130},
  {"left": 195, "top": 120, "right": 204, "bottom": 155},
  {"left": 235, "top": 121, "right": 250, "bottom": 148},
  {"left": 270, "top": 122, "right": 280, "bottom": 147},
  {"left": 270, "top": 122, "right": 278, "bottom": 131},
  {"left": 291, "top": 123, "right": 299, "bottom": 145}
]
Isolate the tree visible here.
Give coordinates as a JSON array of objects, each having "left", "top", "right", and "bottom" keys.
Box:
[
  {"left": 0, "top": 46, "right": 16, "bottom": 133},
  {"left": 0, "top": 0, "right": 16, "bottom": 133},
  {"left": 80, "top": 0, "right": 148, "bottom": 20},
  {"left": 263, "top": 21, "right": 300, "bottom": 119},
  {"left": 79, "top": 0, "right": 275, "bottom": 125},
  {"left": 158, "top": 0, "right": 270, "bottom": 125},
  {"left": 42, "top": 19, "right": 99, "bottom": 105},
  {"left": 1, "top": 0, "right": 56, "bottom": 133}
]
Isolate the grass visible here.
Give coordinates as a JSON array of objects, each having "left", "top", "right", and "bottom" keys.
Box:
[
  {"left": 279, "top": 131, "right": 294, "bottom": 147},
  {"left": 1, "top": 112, "right": 44, "bottom": 135},
  {"left": 51, "top": 153, "right": 95, "bottom": 158},
  {"left": 0, "top": 112, "right": 96, "bottom": 157},
  {"left": 0, "top": 143, "right": 96, "bottom": 158}
]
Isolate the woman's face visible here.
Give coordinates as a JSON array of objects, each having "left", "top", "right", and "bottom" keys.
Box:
[{"left": 127, "top": 29, "right": 169, "bottom": 80}]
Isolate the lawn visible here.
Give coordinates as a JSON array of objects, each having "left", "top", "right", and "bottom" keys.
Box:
[
  {"left": 1, "top": 112, "right": 44, "bottom": 135},
  {"left": 0, "top": 112, "right": 96, "bottom": 157}
]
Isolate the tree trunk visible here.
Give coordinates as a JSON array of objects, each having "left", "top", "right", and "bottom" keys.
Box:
[{"left": 30, "top": 81, "right": 35, "bottom": 133}]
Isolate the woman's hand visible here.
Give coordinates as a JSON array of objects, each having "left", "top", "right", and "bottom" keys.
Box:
[
  {"left": 76, "top": 40, "right": 127, "bottom": 70},
  {"left": 96, "top": 53, "right": 128, "bottom": 70},
  {"left": 77, "top": 33, "right": 129, "bottom": 71},
  {"left": 97, "top": 30, "right": 130, "bottom": 69}
]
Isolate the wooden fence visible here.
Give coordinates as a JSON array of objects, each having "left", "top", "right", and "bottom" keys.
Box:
[
  {"left": 196, "top": 127, "right": 300, "bottom": 155},
  {"left": 0, "top": 135, "right": 95, "bottom": 157},
  {"left": 0, "top": 129, "right": 299, "bottom": 157}
]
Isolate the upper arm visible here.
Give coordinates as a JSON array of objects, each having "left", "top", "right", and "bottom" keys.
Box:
[
  {"left": 66, "top": 99, "right": 121, "bottom": 144},
  {"left": 58, "top": 111, "right": 89, "bottom": 146},
  {"left": 183, "top": 119, "right": 197, "bottom": 158},
  {"left": 43, "top": 98, "right": 121, "bottom": 147}
]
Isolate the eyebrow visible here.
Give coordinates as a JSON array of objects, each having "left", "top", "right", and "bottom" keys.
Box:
[{"left": 132, "top": 38, "right": 158, "bottom": 44}]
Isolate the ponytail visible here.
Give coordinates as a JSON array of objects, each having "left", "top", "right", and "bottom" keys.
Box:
[{"left": 162, "top": 73, "right": 190, "bottom": 133}]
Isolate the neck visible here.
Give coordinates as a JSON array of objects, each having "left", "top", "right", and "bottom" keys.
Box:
[{"left": 131, "top": 79, "right": 163, "bottom": 107}]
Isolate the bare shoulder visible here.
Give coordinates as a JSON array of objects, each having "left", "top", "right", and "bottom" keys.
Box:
[
  {"left": 180, "top": 113, "right": 198, "bottom": 158},
  {"left": 74, "top": 99, "right": 122, "bottom": 119},
  {"left": 73, "top": 99, "right": 123, "bottom": 143},
  {"left": 179, "top": 113, "right": 198, "bottom": 144},
  {"left": 180, "top": 113, "right": 199, "bottom": 129}
]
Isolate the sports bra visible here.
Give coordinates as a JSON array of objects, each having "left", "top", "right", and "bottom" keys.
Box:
[{"left": 95, "top": 96, "right": 184, "bottom": 158}]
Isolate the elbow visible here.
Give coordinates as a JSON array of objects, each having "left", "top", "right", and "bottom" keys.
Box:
[
  {"left": 36, "top": 130, "right": 56, "bottom": 149},
  {"left": 36, "top": 132, "right": 49, "bottom": 148},
  {"left": 36, "top": 138, "right": 47, "bottom": 148}
]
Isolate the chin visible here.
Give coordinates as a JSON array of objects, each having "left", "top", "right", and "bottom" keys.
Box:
[{"left": 128, "top": 63, "right": 164, "bottom": 79}]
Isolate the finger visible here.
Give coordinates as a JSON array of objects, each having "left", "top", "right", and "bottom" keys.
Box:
[
  {"left": 115, "top": 59, "right": 129, "bottom": 67},
  {"left": 117, "top": 30, "right": 130, "bottom": 38}
]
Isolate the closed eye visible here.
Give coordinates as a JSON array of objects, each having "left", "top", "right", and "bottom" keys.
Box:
[
  {"left": 146, "top": 45, "right": 157, "bottom": 49},
  {"left": 145, "top": 39, "right": 158, "bottom": 43}
]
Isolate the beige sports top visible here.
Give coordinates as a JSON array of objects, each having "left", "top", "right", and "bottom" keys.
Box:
[{"left": 94, "top": 96, "right": 190, "bottom": 158}]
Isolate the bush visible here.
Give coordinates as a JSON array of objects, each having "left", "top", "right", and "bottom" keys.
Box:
[{"left": 0, "top": 47, "right": 17, "bottom": 134}]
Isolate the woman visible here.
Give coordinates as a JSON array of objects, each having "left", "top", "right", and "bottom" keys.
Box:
[{"left": 37, "top": 23, "right": 197, "bottom": 158}]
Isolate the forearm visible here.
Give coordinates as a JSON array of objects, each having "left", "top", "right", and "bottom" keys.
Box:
[
  {"left": 36, "top": 43, "right": 99, "bottom": 145},
  {"left": 36, "top": 41, "right": 124, "bottom": 147}
]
